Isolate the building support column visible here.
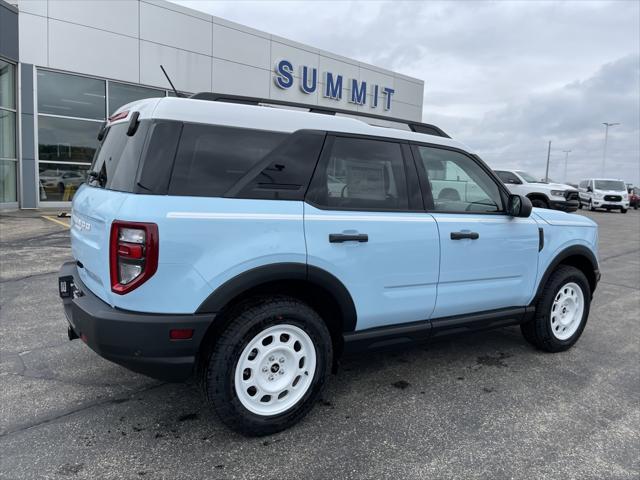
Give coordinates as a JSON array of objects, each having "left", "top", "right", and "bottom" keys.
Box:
[{"left": 19, "top": 63, "right": 37, "bottom": 208}]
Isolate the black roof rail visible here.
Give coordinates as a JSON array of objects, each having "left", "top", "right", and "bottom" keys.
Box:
[{"left": 188, "top": 92, "right": 450, "bottom": 139}]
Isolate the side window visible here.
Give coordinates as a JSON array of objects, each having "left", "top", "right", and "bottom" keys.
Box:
[
  {"left": 495, "top": 170, "right": 521, "bottom": 184},
  {"left": 169, "top": 124, "right": 287, "bottom": 197},
  {"left": 415, "top": 146, "right": 503, "bottom": 213},
  {"left": 308, "top": 136, "right": 409, "bottom": 210},
  {"left": 232, "top": 131, "right": 326, "bottom": 201}
]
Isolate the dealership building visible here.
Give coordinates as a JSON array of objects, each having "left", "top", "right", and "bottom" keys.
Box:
[{"left": 0, "top": 0, "right": 425, "bottom": 209}]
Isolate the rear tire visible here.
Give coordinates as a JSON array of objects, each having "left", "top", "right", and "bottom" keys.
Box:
[
  {"left": 521, "top": 265, "right": 590, "bottom": 352},
  {"left": 204, "top": 296, "right": 332, "bottom": 436}
]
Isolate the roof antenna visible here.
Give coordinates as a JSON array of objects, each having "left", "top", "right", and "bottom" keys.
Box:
[{"left": 160, "top": 65, "right": 183, "bottom": 97}]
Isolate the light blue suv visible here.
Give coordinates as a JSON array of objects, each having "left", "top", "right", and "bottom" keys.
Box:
[{"left": 59, "top": 94, "right": 600, "bottom": 435}]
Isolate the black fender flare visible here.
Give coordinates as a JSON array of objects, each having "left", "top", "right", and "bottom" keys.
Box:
[
  {"left": 532, "top": 245, "right": 600, "bottom": 303},
  {"left": 526, "top": 192, "right": 550, "bottom": 205},
  {"left": 196, "top": 263, "right": 357, "bottom": 332}
]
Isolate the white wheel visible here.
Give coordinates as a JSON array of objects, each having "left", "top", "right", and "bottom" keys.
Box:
[
  {"left": 550, "top": 282, "right": 585, "bottom": 340},
  {"left": 234, "top": 324, "right": 317, "bottom": 416}
]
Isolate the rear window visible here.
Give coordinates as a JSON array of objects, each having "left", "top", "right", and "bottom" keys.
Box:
[
  {"left": 89, "top": 122, "right": 149, "bottom": 192},
  {"left": 168, "top": 124, "right": 287, "bottom": 197}
]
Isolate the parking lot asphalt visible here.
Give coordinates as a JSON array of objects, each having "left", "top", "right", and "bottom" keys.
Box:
[{"left": 0, "top": 208, "right": 638, "bottom": 480}]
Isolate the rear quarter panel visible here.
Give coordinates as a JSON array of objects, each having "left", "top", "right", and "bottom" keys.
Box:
[{"left": 113, "top": 195, "right": 306, "bottom": 314}]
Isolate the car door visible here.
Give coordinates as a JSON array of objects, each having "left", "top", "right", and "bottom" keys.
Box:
[
  {"left": 578, "top": 180, "right": 589, "bottom": 203},
  {"left": 411, "top": 144, "right": 540, "bottom": 320},
  {"left": 304, "top": 135, "right": 440, "bottom": 332}
]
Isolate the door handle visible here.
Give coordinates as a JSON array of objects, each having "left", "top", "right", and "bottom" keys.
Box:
[
  {"left": 329, "top": 233, "right": 369, "bottom": 243},
  {"left": 450, "top": 231, "right": 479, "bottom": 240}
]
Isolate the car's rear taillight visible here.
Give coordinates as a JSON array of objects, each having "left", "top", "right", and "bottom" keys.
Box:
[{"left": 110, "top": 221, "right": 158, "bottom": 294}]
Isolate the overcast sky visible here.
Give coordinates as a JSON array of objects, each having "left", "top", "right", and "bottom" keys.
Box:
[{"left": 175, "top": 0, "right": 640, "bottom": 185}]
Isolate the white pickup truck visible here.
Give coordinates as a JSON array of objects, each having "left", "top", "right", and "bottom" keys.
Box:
[{"left": 494, "top": 169, "right": 580, "bottom": 212}]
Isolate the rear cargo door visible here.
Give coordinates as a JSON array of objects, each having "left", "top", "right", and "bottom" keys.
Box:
[
  {"left": 71, "top": 185, "right": 126, "bottom": 304},
  {"left": 70, "top": 120, "right": 151, "bottom": 304}
]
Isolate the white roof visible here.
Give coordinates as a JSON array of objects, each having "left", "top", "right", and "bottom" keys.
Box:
[{"left": 114, "top": 97, "right": 470, "bottom": 153}]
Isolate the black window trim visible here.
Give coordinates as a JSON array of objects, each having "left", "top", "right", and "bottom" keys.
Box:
[
  {"left": 408, "top": 141, "right": 511, "bottom": 216},
  {"left": 304, "top": 132, "right": 421, "bottom": 213}
]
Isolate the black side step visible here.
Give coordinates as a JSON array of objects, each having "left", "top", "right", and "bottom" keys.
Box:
[{"left": 342, "top": 306, "right": 535, "bottom": 354}]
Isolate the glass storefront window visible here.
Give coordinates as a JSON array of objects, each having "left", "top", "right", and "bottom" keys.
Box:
[
  {"left": 108, "top": 82, "right": 164, "bottom": 115},
  {"left": 38, "top": 70, "right": 106, "bottom": 120},
  {"left": 0, "top": 109, "right": 15, "bottom": 159},
  {"left": 38, "top": 116, "right": 101, "bottom": 163},
  {"left": 0, "top": 60, "right": 16, "bottom": 109},
  {"left": 35, "top": 69, "right": 173, "bottom": 203},
  {"left": 0, "top": 160, "right": 17, "bottom": 203},
  {"left": 0, "top": 58, "right": 16, "bottom": 204},
  {"left": 38, "top": 162, "right": 90, "bottom": 202}
]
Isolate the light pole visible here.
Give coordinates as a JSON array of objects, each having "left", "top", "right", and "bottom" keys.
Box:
[
  {"left": 544, "top": 140, "right": 552, "bottom": 182},
  {"left": 602, "top": 122, "right": 620, "bottom": 176},
  {"left": 562, "top": 149, "right": 571, "bottom": 184}
]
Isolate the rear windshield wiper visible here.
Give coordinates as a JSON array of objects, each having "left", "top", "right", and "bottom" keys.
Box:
[{"left": 86, "top": 169, "right": 106, "bottom": 187}]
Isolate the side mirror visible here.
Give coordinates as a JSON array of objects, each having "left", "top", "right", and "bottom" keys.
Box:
[
  {"left": 508, "top": 194, "right": 532, "bottom": 217},
  {"left": 587, "top": 186, "right": 593, "bottom": 192}
]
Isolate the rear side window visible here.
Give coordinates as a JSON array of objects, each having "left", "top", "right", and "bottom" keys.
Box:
[
  {"left": 230, "top": 130, "right": 326, "bottom": 201},
  {"left": 89, "top": 122, "right": 150, "bottom": 192},
  {"left": 307, "top": 136, "right": 409, "bottom": 211},
  {"left": 495, "top": 170, "right": 520, "bottom": 184},
  {"left": 169, "top": 124, "right": 287, "bottom": 197}
]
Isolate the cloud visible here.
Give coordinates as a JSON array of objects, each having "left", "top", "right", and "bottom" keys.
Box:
[
  {"left": 448, "top": 54, "right": 640, "bottom": 184},
  {"left": 173, "top": 0, "right": 640, "bottom": 184}
]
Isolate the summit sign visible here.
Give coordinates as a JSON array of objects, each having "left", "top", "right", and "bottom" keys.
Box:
[{"left": 273, "top": 59, "right": 396, "bottom": 111}]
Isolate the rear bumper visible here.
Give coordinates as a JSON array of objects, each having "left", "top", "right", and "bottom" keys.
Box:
[
  {"left": 549, "top": 199, "right": 579, "bottom": 212},
  {"left": 59, "top": 261, "right": 214, "bottom": 381}
]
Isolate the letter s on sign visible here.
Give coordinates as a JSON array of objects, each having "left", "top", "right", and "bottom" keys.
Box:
[{"left": 274, "top": 60, "right": 294, "bottom": 89}]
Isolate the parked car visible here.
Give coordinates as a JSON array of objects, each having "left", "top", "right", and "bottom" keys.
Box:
[
  {"left": 59, "top": 96, "right": 600, "bottom": 436},
  {"left": 40, "top": 169, "right": 86, "bottom": 194},
  {"left": 628, "top": 187, "right": 639, "bottom": 210},
  {"left": 578, "top": 178, "right": 629, "bottom": 213},
  {"left": 494, "top": 169, "right": 579, "bottom": 211}
]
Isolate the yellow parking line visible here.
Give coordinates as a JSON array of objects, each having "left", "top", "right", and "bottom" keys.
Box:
[{"left": 42, "top": 215, "right": 71, "bottom": 229}]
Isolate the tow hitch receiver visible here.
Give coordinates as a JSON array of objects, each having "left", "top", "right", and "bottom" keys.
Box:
[{"left": 59, "top": 275, "right": 74, "bottom": 298}]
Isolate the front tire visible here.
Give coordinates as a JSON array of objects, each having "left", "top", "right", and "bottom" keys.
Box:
[
  {"left": 589, "top": 199, "right": 596, "bottom": 211},
  {"left": 521, "top": 265, "right": 590, "bottom": 352},
  {"left": 621, "top": 208, "right": 627, "bottom": 214},
  {"left": 204, "top": 296, "right": 332, "bottom": 436}
]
